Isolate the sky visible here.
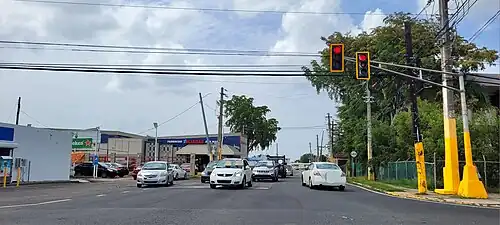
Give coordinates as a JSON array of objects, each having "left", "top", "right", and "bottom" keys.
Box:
[{"left": 0, "top": 0, "right": 498, "bottom": 160}]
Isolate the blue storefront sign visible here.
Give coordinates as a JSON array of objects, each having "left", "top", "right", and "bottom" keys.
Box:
[{"left": 0, "top": 127, "right": 15, "bottom": 142}]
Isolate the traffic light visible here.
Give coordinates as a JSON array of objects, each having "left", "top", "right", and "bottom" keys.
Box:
[
  {"left": 356, "top": 52, "right": 370, "bottom": 80},
  {"left": 329, "top": 44, "right": 344, "bottom": 72}
]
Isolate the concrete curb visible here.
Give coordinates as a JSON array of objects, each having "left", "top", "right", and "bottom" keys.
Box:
[
  {"left": 348, "top": 181, "right": 500, "bottom": 209},
  {"left": 5, "top": 180, "right": 78, "bottom": 186}
]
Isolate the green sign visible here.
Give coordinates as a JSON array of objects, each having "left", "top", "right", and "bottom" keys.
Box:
[{"left": 72, "top": 138, "right": 93, "bottom": 149}]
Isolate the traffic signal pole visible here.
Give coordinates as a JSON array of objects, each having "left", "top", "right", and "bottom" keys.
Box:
[
  {"left": 435, "top": 0, "right": 460, "bottom": 196},
  {"left": 365, "top": 81, "right": 374, "bottom": 180},
  {"left": 404, "top": 22, "right": 427, "bottom": 194},
  {"left": 457, "top": 73, "right": 488, "bottom": 198}
]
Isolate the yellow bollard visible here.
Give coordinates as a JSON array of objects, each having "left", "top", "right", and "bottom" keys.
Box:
[
  {"left": 16, "top": 167, "right": 21, "bottom": 187},
  {"left": 3, "top": 167, "right": 8, "bottom": 188}
]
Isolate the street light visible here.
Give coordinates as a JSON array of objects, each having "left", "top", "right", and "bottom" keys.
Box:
[{"left": 153, "top": 122, "right": 159, "bottom": 161}]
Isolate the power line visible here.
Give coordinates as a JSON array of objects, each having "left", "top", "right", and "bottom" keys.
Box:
[
  {"left": 14, "top": 0, "right": 433, "bottom": 16},
  {"left": 0, "top": 62, "right": 305, "bottom": 68},
  {"left": 137, "top": 93, "right": 211, "bottom": 134},
  {"left": 468, "top": 10, "right": 500, "bottom": 42},
  {"left": 0, "top": 40, "right": 319, "bottom": 56},
  {"left": 20, "top": 110, "right": 46, "bottom": 127}
]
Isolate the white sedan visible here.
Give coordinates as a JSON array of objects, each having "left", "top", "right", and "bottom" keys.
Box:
[
  {"left": 136, "top": 161, "right": 174, "bottom": 188},
  {"left": 209, "top": 158, "right": 253, "bottom": 189},
  {"left": 301, "top": 162, "right": 346, "bottom": 191},
  {"left": 169, "top": 164, "right": 188, "bottom": 180}
]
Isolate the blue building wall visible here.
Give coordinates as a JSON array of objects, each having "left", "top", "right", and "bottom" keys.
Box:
[
  {"left": 147, "top": 135, "right": 241, "bottom": 148},
  {"left": 0, "top": 126, "right": 15, "bottom": 141}
]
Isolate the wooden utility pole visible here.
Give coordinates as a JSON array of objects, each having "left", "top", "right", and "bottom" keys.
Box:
[
  {"left": 199, "top": 93, "right": 213, "bottom": 161},
  {"left": 15, "top": 97, "right": 21, "bottom": 125},
  {"left": 217, "top": 87, "right": 226, "bottom": 160},
  {"left": 405, "top": 22, "right": 427, "bottom": 194},
  {"left": 309, "top": 142, "right": 312, "bottom": 163},
  {"left": 326, "top": 113, "right": 333, "bottom": 161},
  {"left": 320, "top": 130, "right": 324, "bottom": 162},
  {"left": 365, "top": 82, "right": 374, "bottom": 180},
  {"left": 316, "top": 134, "right": 319, "bottom": 162}
]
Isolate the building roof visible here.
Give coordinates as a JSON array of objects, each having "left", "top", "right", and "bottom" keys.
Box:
[{"left": 156, "top": 133, "right": 242, "bottom": 139}]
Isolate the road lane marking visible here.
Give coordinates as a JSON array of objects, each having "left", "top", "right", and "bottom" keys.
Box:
[
  {"left": 0, "top": 199, "right": 72, "bottom": 209},
  {"left": 96, "top": 194, "right": 106, "bottom": 197},
  {"left": 122, "top": 191, "right": 130, "bottom": 194}
]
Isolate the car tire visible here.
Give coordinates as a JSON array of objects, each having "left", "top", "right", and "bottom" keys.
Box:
[
  {"left": 174, "top": 173, "right": 179, "bottom": 180},
  {"left": 201, "top": 179, "right": 205, "bottom": 183},
  {"left": 247, "top": 179, "right": 253, "bottom": 187},
  {"left": 309, "top": 178, "right": 314, "bottom": 189},
  {"left": 210, "top": 184, "right": 217, "bottom": 189},
  {"left": 101, "top": 172, "right": 107, "bottom": 178},
  {"left": 133, "top": 175, "right": 137, "bottom": 180},
  {"left": 339, "top": 185, "right": 345, "bottom": 191},
  {"left": 137, "top": 184, "right": 142, "bottom": 188},
  {"left": 183, "top": 173, "right": 188, "bottom": 180},
  {"left": 301, "top": 176, "right": 306, "bottom": 186},
  {"left": 169, "top": 176, "right": 174, "bottom": 186},
  {"left": 119, "top": 174, "right": 125, "bottom": 178},
  {"left": 239, "top": 177, "right": 246, "bottom": 189}
]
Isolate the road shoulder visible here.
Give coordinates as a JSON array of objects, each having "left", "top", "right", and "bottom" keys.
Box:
[{"left": 347, "top": 178, "right": 500, "bottom": 209}]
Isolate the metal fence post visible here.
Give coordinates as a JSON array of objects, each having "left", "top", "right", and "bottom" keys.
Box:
[
  {"left": 405, "top": 162, "right": 408, "bottom": 180},
  {"left": 482, "top": 154, "right": 487, "bottom": 188},
  {"left": 395, "top": 160, "right": 399, "bottom": 180},
  {"left": 433, "top": 152, "right": 437, "bottom": 189}
]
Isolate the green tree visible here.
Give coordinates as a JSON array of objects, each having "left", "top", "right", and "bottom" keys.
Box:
[
  {"left": 303, "top": 13, "right": 498, "bottom": 173},
  {"left": 223, "top": 95, "right": 281, "bottom": 152}
]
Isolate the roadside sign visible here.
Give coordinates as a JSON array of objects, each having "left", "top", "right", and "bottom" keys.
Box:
[
  {"left": 72, "top": 138, "right": 93, "bottom": 149},
  {"left": 92, "top": 155, "right": 99, "bottom": 165},
  {"left": 350, "top": 151, "right": 358, "bottom": 158}
]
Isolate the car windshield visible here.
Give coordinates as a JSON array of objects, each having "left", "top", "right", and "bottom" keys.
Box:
[
  {"left": 98, "top": 162, "right": 110, "bottom": 168},
  {"left": 316, "top": 164, "right": 340, "bottom": 170},
  {"left": 255, "top": 161, "right": 274, "bottom": 168},
  {"left": 142, "top": 162, "right": 167, "bottom": 170},
  {"left": 111, "top": 163, "right": 122, "bottom": 167},
  {"left": 206, "top": 161, "right": 217, "bottom": 169},
  {"left": 215, "top": 160, "right": 243, "bottom": 169}
]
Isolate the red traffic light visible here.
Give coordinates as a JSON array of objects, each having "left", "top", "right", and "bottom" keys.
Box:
[
  {"left": 329, "top": 44, "right": 344, "bottom": 73},
  {"left": 333, "top": 46, "right": 342, "bottom": 54},
  {"left": 358, "top": 54, "right": 367, "bottom": 61}
]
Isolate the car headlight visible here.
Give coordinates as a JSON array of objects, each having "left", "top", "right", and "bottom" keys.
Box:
[
  {"left": 234, "top": 171, "right": 243, "bottom": 176},
  {"left": 201, "top": 171, "right": 207, "bottom": 175},
  {"left": 160, "top": 172, "right": 167, "bottom": 176}
]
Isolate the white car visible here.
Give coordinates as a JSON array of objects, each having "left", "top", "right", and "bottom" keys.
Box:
[
  {"left": 209, "top": 158, "right": 253, "bottom": 189},
  {"left": 301, "top": 162, "right": 346, "bottom": 191},
  {"left": 136, "top": 161, "right": 174, "bottom": 188},
  {"left": 169, "top": 164, "right": 188, "bottom": 180}
]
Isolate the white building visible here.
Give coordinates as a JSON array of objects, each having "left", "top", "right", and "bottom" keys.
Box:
[{"left": 0, "top": 122, "right": 72, "bottom": 183}]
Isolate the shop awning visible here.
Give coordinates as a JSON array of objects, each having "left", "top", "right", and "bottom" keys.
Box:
[
  {"left": 0, "top": 141, "right": 18, "bottom": 149},
  {"left": 176, "top": 144, "right": 236, "bottom": 155}
]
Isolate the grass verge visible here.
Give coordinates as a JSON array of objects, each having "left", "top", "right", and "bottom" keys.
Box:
[{"left": 348, "top": 177, "right": 406, "bottom": 192}]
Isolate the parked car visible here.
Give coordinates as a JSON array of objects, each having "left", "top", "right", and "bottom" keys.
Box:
[
  {"left": 209, "top": 158, "right": 253, "bottom": 189},
  {"left": 74, "top": 162, "right": 118, "bottom": 178},
  {"left": 106, "top": 163, "right": 129, "bottom": 177},
  {"left": 252, "top": 160, "right": 278, "bottom": 182},
  {"left": 131, "top": 163, "right": 144, "bottom": 180},
  {"left": 301, "top": 162, "right": 346, "bottom": 191},
  {"left": 136, "top": 161, "right": 174, "bottom": 188},
  {"left": 201, "top": 160, "right": 218, "bottom": 183},
  {"left": 180, "top": 163, "right": 191, "bottom": 173},
  {"left": 169, "top": 164, "right": 188, "bottom": 180}
]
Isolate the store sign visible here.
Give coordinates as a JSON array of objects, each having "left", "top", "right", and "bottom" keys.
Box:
[
  {"left": 72, "top": 138, "right": 93, "bottom": 149},
  {"left": 166, "top": 139, "right": 184, "bottom": 144},
  {"left": 186, "top": 139, "right": 205, "bottom": 144}
]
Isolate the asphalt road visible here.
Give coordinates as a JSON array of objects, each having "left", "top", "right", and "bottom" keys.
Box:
[{"left": 0, "top": 176, "right": 498, "bottom": 225}]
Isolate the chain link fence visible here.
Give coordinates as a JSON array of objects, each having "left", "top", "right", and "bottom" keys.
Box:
[{"left": 376, "top": 158, "right": 499, "bottom": 192}]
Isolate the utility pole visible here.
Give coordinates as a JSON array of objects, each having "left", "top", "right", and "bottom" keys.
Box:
[
  {"left": 365, "top": 81, "right": 374, "bottom": 180},
  {"left": 15, "top": 97, "right": 21, "bottom": 125},
  {"left": 199, "top": 93, "right": 213, "bottom": 161},
  {"left": 436, "top": 0, "right": 460, "bottom": 195},
  {"left": 316, "top": 134, "right": 319, "bottom": 162},
  {"left": 320, "top": 130, "right": 324, "bottom": 162},
  {"left": 405, "top": 21, "right": 427, "bottom": 194},
  {"left": 309, "top": 142, "right": 312, "bottom": 163},
  {"left": 217, "top": 87, "right": 226, "bottom": 160},
  {"left": 326, "top": 113, "right": 334, "bottom": 162},
  {"left": 275, "top": 142, "right": 279, "bottom": 156}
]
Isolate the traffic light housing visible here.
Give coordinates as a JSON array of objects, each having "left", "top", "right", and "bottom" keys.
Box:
[
  {"left": 329, "top": 44, "right": 344, "bottom": 72},
  {"left": 356, "top": 52, "right": 370, "bottom": 80}
]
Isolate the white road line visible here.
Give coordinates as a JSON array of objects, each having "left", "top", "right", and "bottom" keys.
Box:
[
  {"left": 0, "top": 199, "right": 72, "bottom": 209},
  {"left": 121, "top": 191, "right": 130, "bottom": 193},
  {"left": 96, "top": 194, "right": 106, "bottom": 197}
]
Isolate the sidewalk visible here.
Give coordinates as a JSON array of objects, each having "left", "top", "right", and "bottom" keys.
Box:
[{"left": 349, "top": 179, "right": 500, "bottom": 208}]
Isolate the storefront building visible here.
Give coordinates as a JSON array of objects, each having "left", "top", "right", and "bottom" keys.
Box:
[{"left": 0, "top": 122, "right": 72, "bottom": 183}]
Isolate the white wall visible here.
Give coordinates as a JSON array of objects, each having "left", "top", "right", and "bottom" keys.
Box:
[
  {"left": 0, "top": 123, "right": 72, "bottom": 182},
  {"left": 107, "top": 138, "right": 144, "bottom": 155}
]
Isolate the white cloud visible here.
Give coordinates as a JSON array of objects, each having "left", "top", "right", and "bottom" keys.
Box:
[{"left": 0, "top": 0, "right": 393, "bottom": 160}]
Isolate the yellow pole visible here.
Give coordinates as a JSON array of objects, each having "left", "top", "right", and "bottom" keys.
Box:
[
  {"left": 16, "top": 167, "right": 21, "bottom": 187},
  {"left": 457, "top": 73, "right": 488, "bottom": 198},
  {"left": 3, "top": 167, "right": 8, "bottom": 188},
  {"left": 414, "top": 142, "right": 427, "bottom": 194}
]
